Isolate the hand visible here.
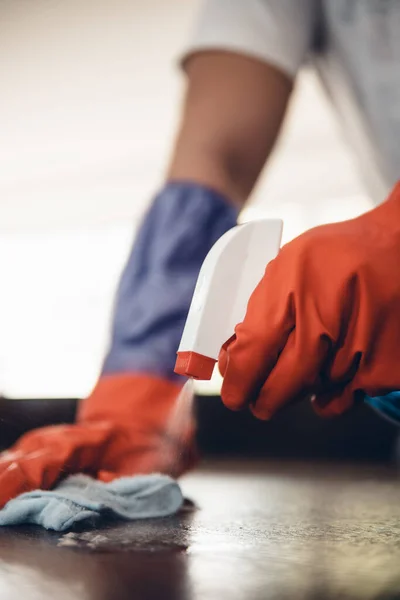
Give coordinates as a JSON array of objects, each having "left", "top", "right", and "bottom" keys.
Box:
[
  {"left": 219, "top": 182, "right": 400, "bottom": 420},
  {"left": 0, "top": 375, "right": 197, "bottom": 507}
]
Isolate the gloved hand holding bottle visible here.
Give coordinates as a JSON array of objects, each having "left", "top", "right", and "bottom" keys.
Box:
[{"left": 220, "top": 182, "right": 400, "bottom": 420}]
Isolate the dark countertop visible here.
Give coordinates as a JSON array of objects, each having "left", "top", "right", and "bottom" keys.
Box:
[{"left": 0, "top": 459, "right": 399, "bottom": 600}]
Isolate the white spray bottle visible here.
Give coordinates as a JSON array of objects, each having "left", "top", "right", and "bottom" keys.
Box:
[{"left": 174, "top": 219, "right": 283, "bottom": 380}]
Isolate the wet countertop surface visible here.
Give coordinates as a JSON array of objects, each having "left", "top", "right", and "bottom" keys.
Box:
[{"left": 0, "top": 460, "right": 399, "bottom": 600}]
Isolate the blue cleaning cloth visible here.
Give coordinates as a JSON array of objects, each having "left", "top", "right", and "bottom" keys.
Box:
[
  {"left": 102, "top": 181, "right": 238, "bottom": 381},
  {"left": 0, "top": 474, "right": 183, "bottom": 532},
  {"left": 365, "top": 391, "right": 400, "bottom": 426}
]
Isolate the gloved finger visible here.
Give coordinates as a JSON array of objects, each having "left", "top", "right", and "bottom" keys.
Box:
[
  {"left": 249, "top": 328, "right": 331, "bottom": 420},
  {"left": 218, "top": 335, "right": 236, "bottom": 377},
  {"left": 0, "top": 447, "right": 56, "bottom": 506},
  {"left": 0, "top": 446, "right": 73, "bottom": 509},
  {"left": 220, "top": 259, "right": 295, "bottom": 411},
  {"left": 0, "top": 423, "right": 117, "bottom": 507},
  {"left": 15, "top": 422, "right": 115, "bottom": 473},
  {"left": 0, "top": 454, "right": 32, "bottom": 507},
  {"left": 311, "top": 385, "right": 355, "bottom": 417}
]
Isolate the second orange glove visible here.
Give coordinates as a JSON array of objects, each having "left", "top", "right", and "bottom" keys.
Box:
[{"left": 0, "top": 375, "right": 197, "bottom": 508}]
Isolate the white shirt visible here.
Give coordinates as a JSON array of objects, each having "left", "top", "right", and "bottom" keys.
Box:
[{"left": 183, "top": 0, "right": 400, "bottom": 188}]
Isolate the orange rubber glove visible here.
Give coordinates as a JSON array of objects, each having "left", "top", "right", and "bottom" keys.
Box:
[
  {"left": 0, "top": 182, "right": 237, "bottom": 509},
  {"left": 219, "top": 182, "right": 400, "bottom": 420},
  {"left": 0, "top": 375, "right": 197, "bottom": 508}
]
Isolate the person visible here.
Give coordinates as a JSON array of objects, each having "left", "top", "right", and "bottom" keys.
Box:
[{"left": 0, "top": 0, "right": 399, "bottom": 507}]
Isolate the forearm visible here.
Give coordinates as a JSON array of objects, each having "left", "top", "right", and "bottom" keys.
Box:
[
  {"left": 168, "top": 51, "right": 293, "bottom": 206},
  {"left": 103, "top": 53, "right": 293, "bottom": 378}
]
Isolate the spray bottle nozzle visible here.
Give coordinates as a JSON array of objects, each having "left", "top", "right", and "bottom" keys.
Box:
[
  {"left": 174, "top": 219, "right": 283, "bottom": 382},
  {"left": 175, "top": 351, "right": 216, "bottom": 380}
]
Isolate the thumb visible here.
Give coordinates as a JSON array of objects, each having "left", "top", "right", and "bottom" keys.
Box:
[
  {"left": 218, "top": 335, "right": 236, "bottom": 377},
  {"left": 220, "top": 255, "right": 295, "bottom": 412}
]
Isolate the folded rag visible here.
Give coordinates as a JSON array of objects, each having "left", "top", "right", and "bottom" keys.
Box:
[{"left": 0, "top": 473, "right": 183, "bottom": 531}]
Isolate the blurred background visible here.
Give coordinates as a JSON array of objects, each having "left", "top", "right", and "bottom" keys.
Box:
[{"left": 0, "top": 0, "right": 379, "bottom": 400}]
